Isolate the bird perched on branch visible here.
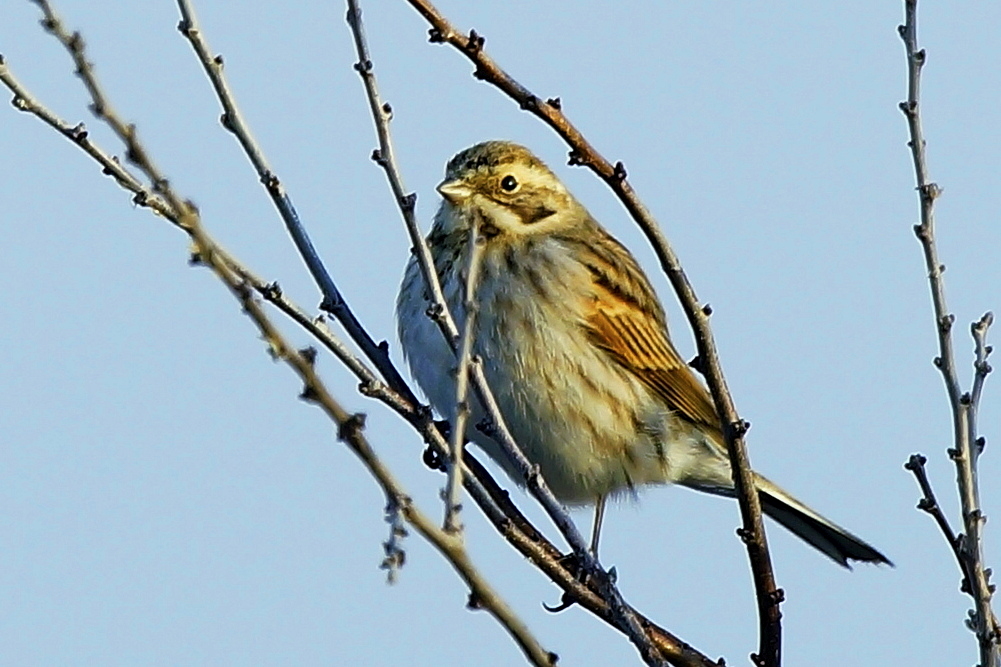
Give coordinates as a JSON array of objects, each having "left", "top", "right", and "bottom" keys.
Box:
[{"left": 397, "top": 140, "right": 889, "bottom": 567}]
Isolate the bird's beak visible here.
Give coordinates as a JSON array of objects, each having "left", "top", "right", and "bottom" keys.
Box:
[{"left": 436, "top": 179, "right": 472, "bottom": 204}]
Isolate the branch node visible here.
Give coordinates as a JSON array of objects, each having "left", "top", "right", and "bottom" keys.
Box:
[
  {"left": 612, "top": 161, "right": 627, "bottom": 182},
  {"left": 358, "top": 380, "right": 380, "bottom": 397},
  {"left": 298, "top": 346, "right": 318, "bottom": 367},
  {"left": 702, "top": 303, "right": 713, "bottom": 316},
  {"left": 905, "top": 453, "right": 928, "bottom": 470},
  {"left": 337, "top": 412, "right": 368, "bottom": 441},
  {"left": 688, "top": 354, "right": 705, "bottom": 375},
  {"left": 427, "top": 27, "right": 445, "bottom": 43},
  {"left": 546, "top": 97, "right": 562, "bottom": 109},
  {"left": 69, "top": 122, "right": 88, "bottom": 142},
  {"left": 466, "top": 28, "right": 485, "bottom": 54},
  {"left": 423, "top": 445, "right": 446, "bottom": 472},
  {"left": 261, "top": 171, "right": 280, "bottom": 191},
  {"left": 920, "top": 182, "right": 942, "bottom": 202},
  {"left": 261, "top": 281, "right": 282, "bottom": 299}
]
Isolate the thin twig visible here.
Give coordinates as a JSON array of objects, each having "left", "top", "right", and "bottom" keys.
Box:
[
  {"left": 173, "top": 0, "right": 416, "bottom": 407},
  {"left": 444, "top": 222, "right": 486, "bottom": 534},
  {"left": 898, "top": 2, "right": 1000, "bottom": 664},
  {"left": 399, "top": 1, "right": 780, "bottom": 664},
  {"left": 0, "top": 56, "right": 174, "bottom": 221},
  {"left": 905, "top": 454, "right": 962, "bottom": 550}
]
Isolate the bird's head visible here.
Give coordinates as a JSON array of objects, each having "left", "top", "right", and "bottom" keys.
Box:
[{"left": 435, "top": 141, "right": 584, "bottom": 238}]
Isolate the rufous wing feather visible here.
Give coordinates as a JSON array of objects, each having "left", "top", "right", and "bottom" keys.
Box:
[{"left": 579, "top": 232, "right": 721, "bottom": 434}]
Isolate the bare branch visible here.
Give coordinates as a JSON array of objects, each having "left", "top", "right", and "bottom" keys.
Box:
[
  {"left": 899, "top": 3, "right": 1000, "bottom": 664},
  {"left": 173, "top": 0, "right": 416, "bottom": 406},
  {"left": 444, "top": 221, "right": 486, "bottom": 534}
]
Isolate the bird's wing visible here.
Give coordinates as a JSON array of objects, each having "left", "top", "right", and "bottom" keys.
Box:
[{"left": 578, "top": 231, "right": 722, "bottom": 434}]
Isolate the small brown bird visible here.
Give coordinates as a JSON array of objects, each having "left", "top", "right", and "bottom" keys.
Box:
[{"left": 397, "top": 140, "right": 890, "bottom": 567}]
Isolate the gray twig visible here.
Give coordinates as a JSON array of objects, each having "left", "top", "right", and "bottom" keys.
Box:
[
  {"left": 444, "top": 221, "right": 486, "bottom": 534},
  {"left": 898, "top": 3, "right": 1000, "bottom": 664},
  {"left": 174, "top": 0, "right": 416, "bottom": 406}
]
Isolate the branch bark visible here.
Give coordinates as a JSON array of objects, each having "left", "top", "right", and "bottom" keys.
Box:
[{"left": 898, "top": 3, "right": 1000, "bottom": 665}]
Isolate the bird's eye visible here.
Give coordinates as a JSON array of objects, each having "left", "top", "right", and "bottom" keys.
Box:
[{"left": 500, "top": 175, "right": 519, "bottom": 192}]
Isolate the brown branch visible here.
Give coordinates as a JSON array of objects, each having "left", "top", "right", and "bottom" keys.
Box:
[
  {"left": 399, "top": 1, "right": 781, "bottom": 664},
  {"left": 898, "top": 2, "right": 1000, "bottom": 665}
]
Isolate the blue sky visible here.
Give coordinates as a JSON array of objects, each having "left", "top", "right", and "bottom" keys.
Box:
[{"left": 1, "top": 2, "right": 999, "bottom": 665}]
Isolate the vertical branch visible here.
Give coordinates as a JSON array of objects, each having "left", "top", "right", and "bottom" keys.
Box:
[
  {"left": 445, "top": 221, "right": 485, "bottom": 533},
  {"left": 898, "top": 3, "right": 1000, "bottom": 664}
]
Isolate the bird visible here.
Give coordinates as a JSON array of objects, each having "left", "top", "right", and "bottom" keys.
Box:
[{"left": 396, "top": 140, "right": 890, "bottom": 567}]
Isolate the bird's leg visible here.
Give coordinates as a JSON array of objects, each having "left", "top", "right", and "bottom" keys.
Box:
[{"left": 590, "top": 495, "right": 606, "bottom": 558}]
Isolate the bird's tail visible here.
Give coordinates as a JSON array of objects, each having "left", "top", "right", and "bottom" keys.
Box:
[{"left": 753, "top": 473, "right": 892, "bottom": 568}]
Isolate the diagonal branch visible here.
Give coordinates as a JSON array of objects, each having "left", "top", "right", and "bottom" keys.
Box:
[{"left": 173, "top": 0, "right": 416, "bottom": 407}]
